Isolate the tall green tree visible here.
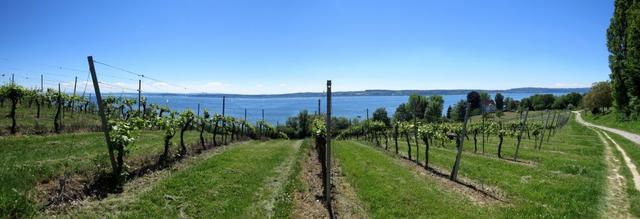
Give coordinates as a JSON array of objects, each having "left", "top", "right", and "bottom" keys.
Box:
[
  {"left": 530, "top": 94, "right": 556, "bottom": 110},
  {"left": 424, "top": 95, "right": 444, "bottom": 122},
  {"left": 372, "top": 107, "right": 391, "bottom": 127},
  {"left": 584, "top": 81, "right": 613, "bottom": 113},
  {"left": 393, "top": 103, "right": 411, "bottom": 122},
  {"left": 451, "top": 100, "right": 467, "bottom": 122},
  {"left": 625, "top": 2, "right": 640, "bottom": 114},
  {"left": 608, "top": 0, "right": 633, "bottom": 115},
  {"left": 406, "top": 94, "right": 429, "bottom": 120},
  {"left": 495, "top": 93, "right": 504, "bottom": 111}
]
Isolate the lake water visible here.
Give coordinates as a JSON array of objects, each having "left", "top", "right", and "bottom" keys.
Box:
[{"left": 110, "top": 92, "right": 568, "bottom": 125}]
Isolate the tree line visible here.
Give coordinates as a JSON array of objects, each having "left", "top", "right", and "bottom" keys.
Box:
[{"left": 608, "top": 0, "right": 640, "bottom": 118}]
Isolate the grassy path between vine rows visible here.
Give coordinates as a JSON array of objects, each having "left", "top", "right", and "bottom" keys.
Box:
[
  {"left": 0, "top": 130, "right": 206, "bottom": 217},
  {"left": 334, "top": 140, "right": 498, "bottom": 218},
  {"left": 343, "top": 115, "right": 608, "bottom": 218},
  {"left": 59, "top": 139, "right": 301, "bottom": 218}
]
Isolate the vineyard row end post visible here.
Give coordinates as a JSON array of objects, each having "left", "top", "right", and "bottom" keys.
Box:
[
  {"left": 450, "top": 101, "right": 470, "bottom": 181},
  {"left": 325, "top": 80, "right": 333, "bottom": 213},
  {"left": 138, "top": 79, "right": 142, "bottom": 113},
  {"left": 87, "top": 56, "right": 118, "bottom": 177},
  {"left": 514, "top": 109, "right": 529, "bottom": 161}
]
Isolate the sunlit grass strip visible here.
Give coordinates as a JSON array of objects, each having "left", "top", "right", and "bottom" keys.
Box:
[{"left": 351, "top": 118, "right": 606, "bottom": 218}]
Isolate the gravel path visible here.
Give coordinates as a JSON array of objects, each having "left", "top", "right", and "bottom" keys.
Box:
[
  {"left": 574, "top": 111, "right": 640, "bottom": 144},
  {"left": 575, "top": 111, "right": 640, "bottom": 192},
  {"left": 593, "top": 128, "right": 631, "bottom": 218}
]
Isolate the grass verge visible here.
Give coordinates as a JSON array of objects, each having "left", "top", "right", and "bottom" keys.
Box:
[
  {"left": 582, "top": 110, "right": 640, "bottom": 135},
  {"left": 602, "top": 131, "right": 640, "bottom": 217}
]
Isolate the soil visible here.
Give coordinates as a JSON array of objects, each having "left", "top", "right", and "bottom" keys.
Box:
[
  {"left": 292, "top": 143, "right": 331, "bottom": 218},
  {"left": 331, "top": 159, "right": 369, "bottom": 219}
]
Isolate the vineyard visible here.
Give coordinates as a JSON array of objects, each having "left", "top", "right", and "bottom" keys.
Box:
[
  {"left": 0, "top": 57, "right": 293, "bottom": 217},
  {"left": 0, "top": 58, "right": 635, "bottom": 218}
]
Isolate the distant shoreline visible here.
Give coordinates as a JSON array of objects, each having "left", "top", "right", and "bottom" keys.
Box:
[{"left": 116, "top": 87, "right": 589, "bottom": 98}]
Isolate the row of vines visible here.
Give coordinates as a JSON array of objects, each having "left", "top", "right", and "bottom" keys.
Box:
[
  {"left": 337, "top": 100, "right": 570, "bottom": 181},
  {"left": 0, "top": 83, "right": 97, "bottom": 134},
  {"left": 0, "top": 81, "right": 289, "bottom": 184}
]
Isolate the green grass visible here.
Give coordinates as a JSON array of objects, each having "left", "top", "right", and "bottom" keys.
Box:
[
  {"left": 0, "top": 130, "right": 202, "bottom": 217},
  {"left": 602, "top": 131, "right": 640, "bottom": 217},
  {"left": 334, "top": 140, "right": 497, "bottom": 218},
  {"left": 346, "top": 115, "right": 607, "bottom": 218},
  {"left": 66, "top": 140, "right": 298, "bottom": 218},
  {"left": 0, "top": 105, "right": 100, "bottom": 135},
  {"left": 582, "top": 111, "right": 640, "bottom": 135},
  {"left": 273, "top": 139, "right": 308, "bottom": 218}
]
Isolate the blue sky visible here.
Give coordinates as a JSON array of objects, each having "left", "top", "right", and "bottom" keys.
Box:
[{"left": 0, "top": 0, "right": 613, "bottom": 94}]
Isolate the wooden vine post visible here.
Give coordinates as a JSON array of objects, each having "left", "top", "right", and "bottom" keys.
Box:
[
  {"left": 394, "top": 124, "right": 399, "bottom": 154},
  {"left": 538, "top": 110, "right": 552, "bottom": 150},
  {"left": 242, "top": 108, "right": 247, "bottom": 137},
  {"left": 54, "top": 83, "right": 62, "bottom": 133},
  {"left": 548, "top": 110, "right": 558, "bottom": 141},
  {"left": 87, "top": 56, "right": 118, "bottom": 177},
  {"left": 72, "top": 76, "right": 77, "bottom": 116},
  {"left": 481, "top": 107, "right": 485, "bottom": 153},
  {"left": 324, "top": 80, "right": 333, "bottom": 212},
  {"left": 412, "top": 103, "right": 420, "bottom": 164},
  {"left": 514, "top": 109, "right": 529, "bottom": 161},
  {"left": 450, "top": 101, "right": 471, "bottom": 181},
  {"left": 222, "top": 96, "right": 226, "bottom": 144},
  {"left": 138, "top": 79, "right": 142, "bottom": 113}
]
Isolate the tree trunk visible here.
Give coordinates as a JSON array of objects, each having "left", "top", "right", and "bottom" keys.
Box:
[
  {"left": 162, "top": 137, "right": 171, "bottom": 163},
  {"left": 414, "top": 128, "right": 420, "bottom": 164},
  {"left": 481, "top": 114, "right": 485, "bottom": 153},
  {"left": 212, "top": 120, "right": 219, "bottom": 146},
  {"left": 36, "top": 97, "right": 41, "bottom": 119},
  {"left": 54, "top": 95, "right": 62, "bottom": 133},
  {"left": 200, "top": 122, "right": 206, "bottom": 150},
  {"left": 384, "top": 132, "right": 389, "bottom": 150},
  {"left": 514, "top": 110, "right": 529, "bottom": 161},
  {"left": 394, "top": 126, "right": 399, "bottom": 154},
  {"left": 405, "top": 132, "right": 412, "bottom": 160},
  {"left": 497, "top": 135, "right": 504, "bottom": 158},
  {"left": 10, "top": 98, "right": 18, "bottom": 134},
  {"left": 180, "top": 118, "right": 193, "bottom": 155},
  {"left": 450, "top": 103, "right": 470, "bottom": 181},
  {"left": 423, "top": 135, "right": 430, "bottom": 168},
  {"left": 222, "top": 121, "right": 227, "bottom": 145},
  {"left": 115, "top": 145, "right": 125, "bottom": 180}
]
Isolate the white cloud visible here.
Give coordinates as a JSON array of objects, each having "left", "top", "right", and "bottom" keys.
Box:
[
  {"left": 546, "top": 82, "right": 591, "bottom": 88},
  {"left": 206, "top": 82, "right": 223, "bottom": 86}
]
